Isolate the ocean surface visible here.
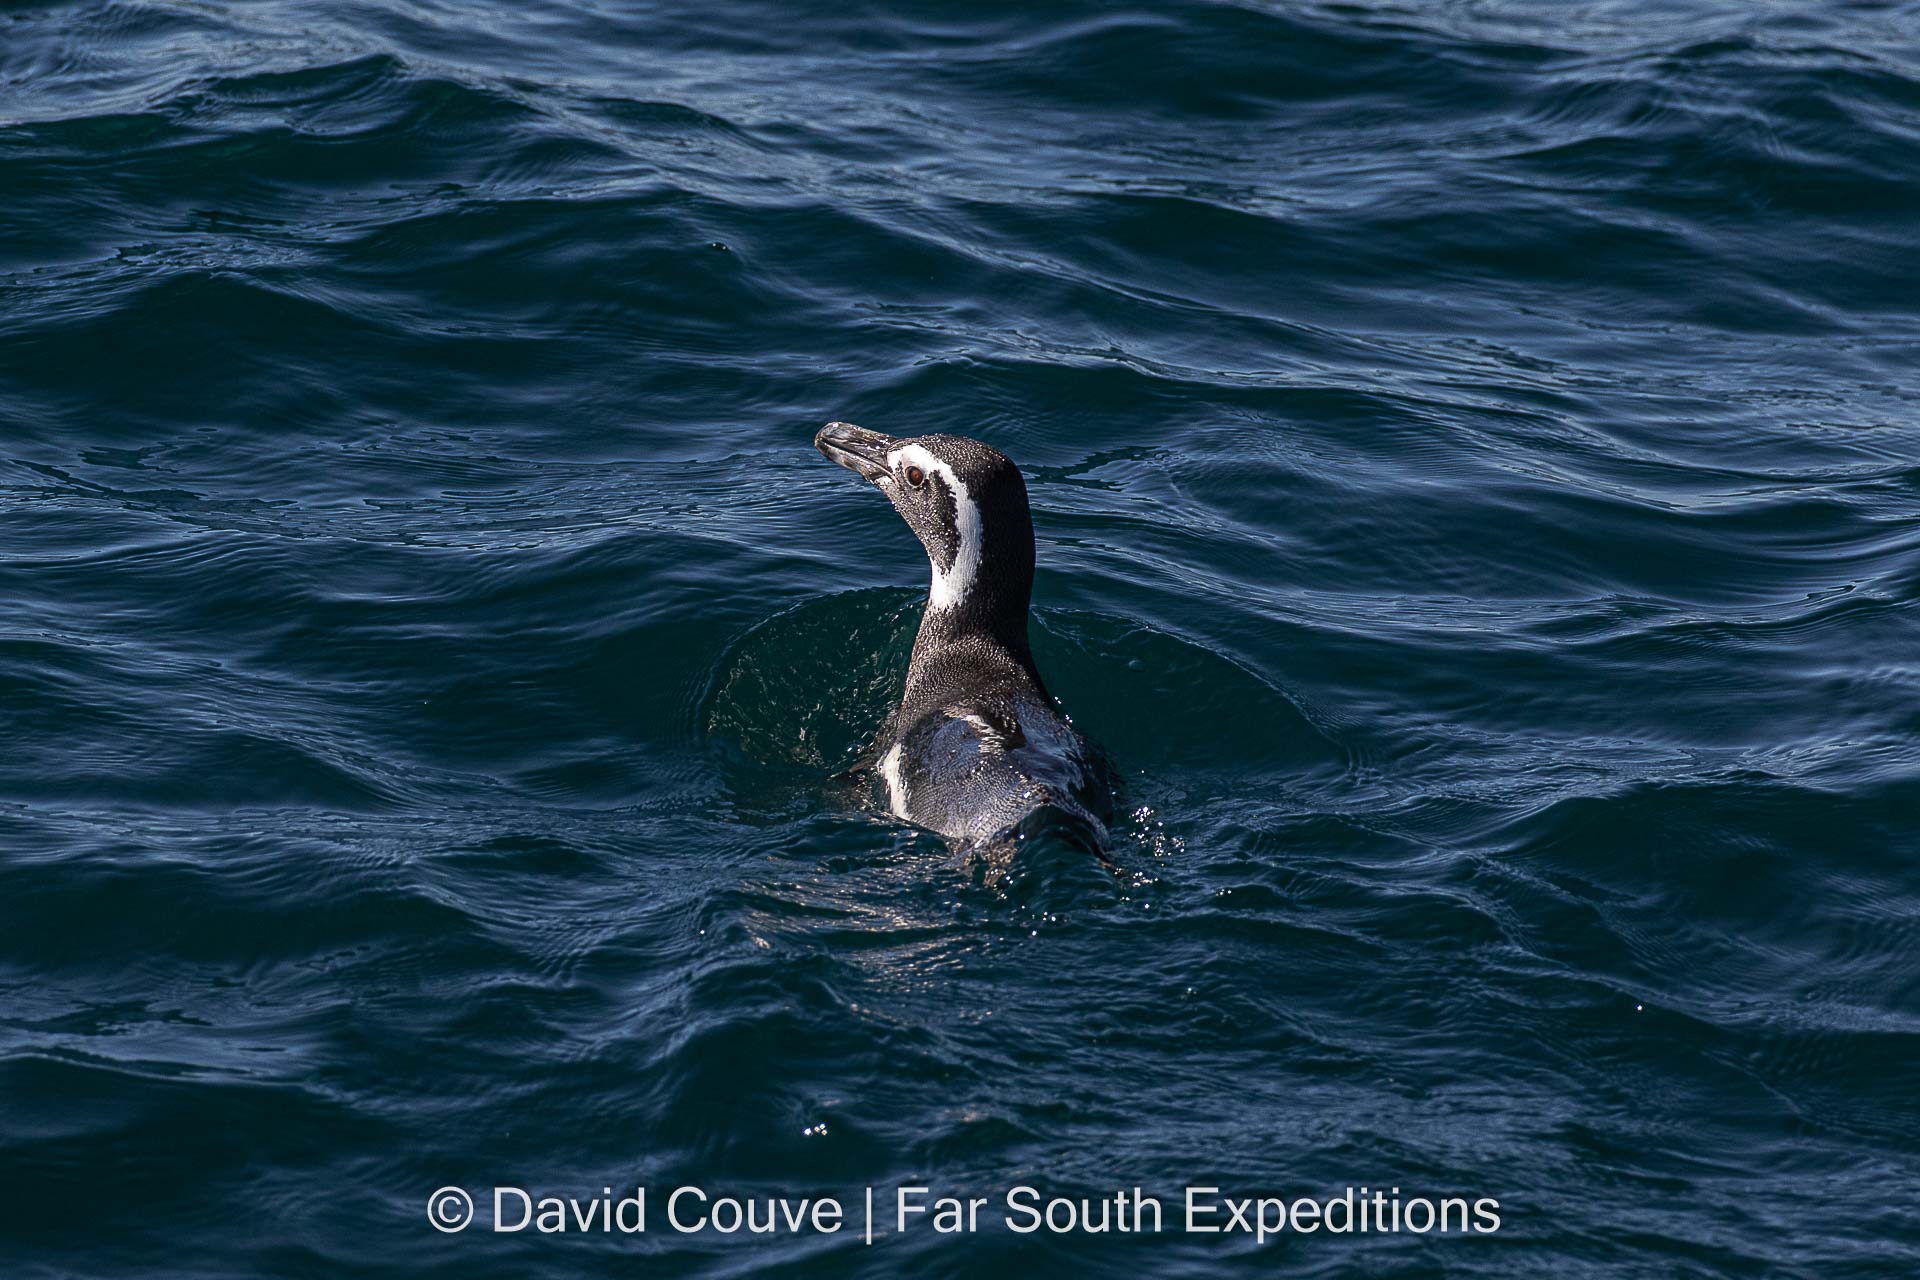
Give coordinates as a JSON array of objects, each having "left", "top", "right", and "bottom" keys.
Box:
[{"left": 4, "top": 1, "right": 1919, "bottom": 1275}]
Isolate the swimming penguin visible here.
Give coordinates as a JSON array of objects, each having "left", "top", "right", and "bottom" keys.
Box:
[{"left": 814, "top": 421, "right": 1110, "bottom": 851}]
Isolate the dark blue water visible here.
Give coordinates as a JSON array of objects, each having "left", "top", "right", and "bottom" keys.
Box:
[{"left": 5, "top": 1, "right": 1919, "bottom": 1275}]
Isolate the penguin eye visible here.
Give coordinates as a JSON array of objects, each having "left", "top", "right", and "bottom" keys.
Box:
[{"left": 903, "top": 465, "right": 926, "bottom": 488}]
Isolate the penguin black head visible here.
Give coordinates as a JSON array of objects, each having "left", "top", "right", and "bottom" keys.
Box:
[{"left": 815, "top": 421, "right": 1036, "bottom": 637}]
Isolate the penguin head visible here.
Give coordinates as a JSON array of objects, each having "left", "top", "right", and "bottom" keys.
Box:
[{"left": 815, "top": 421, "right": 1035, "bottom": 627}]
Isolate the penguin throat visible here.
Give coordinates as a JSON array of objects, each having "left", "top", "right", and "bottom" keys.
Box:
[
  {"left": 891, "top": 445, "right": 982, "bottom": 613},
  {"left": 927, "top": 492, "right": 980, "bottom": 612}
]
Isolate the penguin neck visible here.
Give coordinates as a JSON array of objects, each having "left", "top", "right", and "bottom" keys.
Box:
[
  {"left": 913, "top": 585, "right": 1031, "bottom": 658},
  {"left": 901, "top": 466, "right": 1045, "bottom": 699},
  {"left": 906, "top": 543, "right": 1042, "bottom": 696}
]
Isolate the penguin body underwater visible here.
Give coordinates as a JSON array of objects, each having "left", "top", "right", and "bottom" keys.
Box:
[{"left": 814, "top": 421, "right": 1110, "bottom": 851}]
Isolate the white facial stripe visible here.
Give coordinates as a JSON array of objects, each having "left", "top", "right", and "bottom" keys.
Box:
[
  {"left": 889, "top": 444, "right": 981, "bottom": 611},
  {"left": 880, "top": 744, "right": 909, "bottom": 818}
]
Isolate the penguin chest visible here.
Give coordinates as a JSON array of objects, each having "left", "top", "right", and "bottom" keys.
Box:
[{"left": 877, "top": 699, "right": 1090, "bottom": 845}]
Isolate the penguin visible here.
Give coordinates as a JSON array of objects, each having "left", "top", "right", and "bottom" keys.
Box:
[{"left": 813, "top": 421, "right": 1111, "bottom": 852}]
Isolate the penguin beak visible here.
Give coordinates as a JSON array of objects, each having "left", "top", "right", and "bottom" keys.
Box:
[{"left": 815, "top": 421, "right": 895, "bottom": 483}]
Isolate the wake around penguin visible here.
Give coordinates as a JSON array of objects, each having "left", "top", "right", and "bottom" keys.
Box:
[{"left": 813, "top": 421, "right": 1111, "bottom": 853}]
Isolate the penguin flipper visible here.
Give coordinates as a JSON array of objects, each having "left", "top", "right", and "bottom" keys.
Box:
[
  {"left": 823, "top": 757, "right": 876, "bottom": 808},
  {"left": 939, "top": 701, "right": 1026, "bottom": 756}
]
